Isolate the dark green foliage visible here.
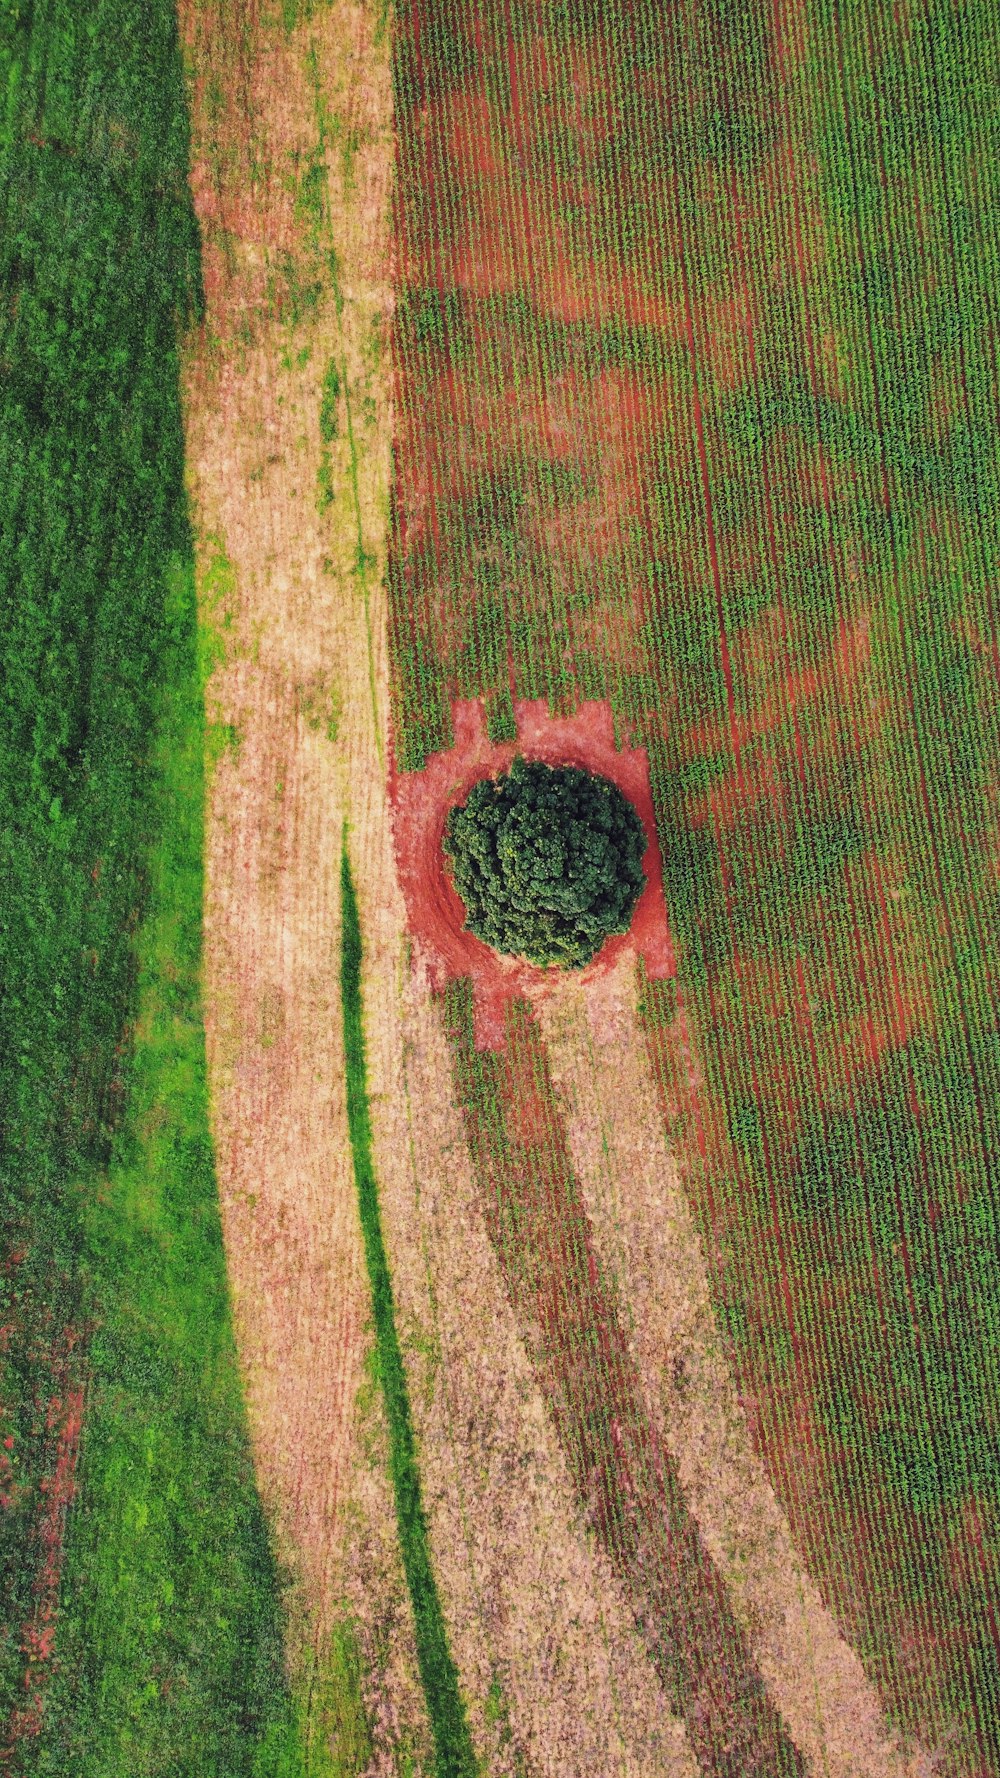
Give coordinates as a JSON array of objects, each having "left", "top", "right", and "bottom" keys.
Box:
[
  {"left": 340, "top": 849, "right": 477, "bottom": 1778},
  {"left": 444, "top": 757, "right": 647, "bottom": 969},
  {"left": 387, "top": 583, "right": 454, "bottom": 774},
  {"left": 676, "top": 0, "right": 779, "bottom": 174},
  {"left": 416, "top": 8, "right": 477, "bottom": 96},
  {"left": 0, "top": 0, "right": 203, "bottom": 1209},
  {"left": 404, "top": 285, "right": 470, "bottom": 360},
  {"left": 786, "top": 1035, "right": 1000, "bottom": 1623},
  {"left": 441, "top": 291, "right": 668, "bottom": 383},
  {"left": 0, "top": 1, "right": 302, "bottom": 1765},
  {"left": 32, "top": 576, "right": 303, "bottom": 1777}
]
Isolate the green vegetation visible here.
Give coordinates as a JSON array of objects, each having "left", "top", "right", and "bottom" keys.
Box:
[
  {"left": 339, "top": 846, "right": 476, "bottom": 1778},
  {"left": 294, "top": 1617, "right": 372, "bottom": 1777},
  {"left": 32, "top": 562, "right": 304, "bottom": 1777},
  {"left": 319, "top": 357, "right": 342, "bottom": 442},
  {"left": 0, "top": 0, "right": 303, "bottom": 1766},
  {"left": 443, "top": 759, "right": 647, "bottom": 969}
]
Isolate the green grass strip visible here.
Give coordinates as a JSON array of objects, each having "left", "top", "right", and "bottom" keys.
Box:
[
  {"left": 34, "top": 560, "right": 307, "bottom": 1778},
  {"left": 339, "top": 845, "right": 476, "bottom": 1778}
]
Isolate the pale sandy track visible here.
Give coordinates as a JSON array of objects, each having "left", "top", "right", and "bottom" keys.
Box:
[
  {"left": 179, "top": 0, "right": 433, "bottom": 1760},
  {"left": 363, "top": 937, "right": 700, "bottom": 1778},
  {"left": 180, "top": 1, "right": 698, "bottom": 1769},
  {"left": 537, "top": 957, "right": 930, "bottom": 1778}
]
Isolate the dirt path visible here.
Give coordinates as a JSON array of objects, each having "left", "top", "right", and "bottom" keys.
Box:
[
  {"left": 538, "top": 956, "right": 929, "bottom": 1778},
  {"left": 178, "top": 0, "right": 435, "bottom": 1759}
]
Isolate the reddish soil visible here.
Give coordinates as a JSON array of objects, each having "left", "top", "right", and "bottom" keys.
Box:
[
  {"left": 401, "top": 47, "right": 683, "bottom": 334},
  {"left": 388, "top": 696, "right": 674, "bottom": 1047},
  {"left": 397, "top": 357, "right": 678, "bottom": 601}
]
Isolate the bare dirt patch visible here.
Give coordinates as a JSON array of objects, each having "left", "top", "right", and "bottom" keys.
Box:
[
  {"left": 389, "top": 695, "right": 673, "bottom": 1047},
  {"left": 179, "top": 0, "right": 437, "bottom": 1762},
  {"left": 448, "top": 997, "right": 810, "bottom": 1778}
]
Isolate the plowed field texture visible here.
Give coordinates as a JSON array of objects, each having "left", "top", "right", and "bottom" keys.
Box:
[
  {"left": 390, "top": 1, "right": 1000, "bottom": 1773},
  {"left": 2, "top": 1, "right": 1000, "bottom": 1777}
]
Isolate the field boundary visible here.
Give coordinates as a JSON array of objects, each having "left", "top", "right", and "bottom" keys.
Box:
[{"left": 339, "top": 840, "right": 477, "bottom": 1778}]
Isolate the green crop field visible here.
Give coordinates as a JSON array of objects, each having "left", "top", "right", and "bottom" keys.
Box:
[
  {"left": 0, "top": 2, "right": 306, "bottom": 1770},
  {"left": 4, "top": 0, "right": 1000, "bottom": 1773},
  {"left": 390, "top": 0, "right": 1000, "bottom": 1770}
]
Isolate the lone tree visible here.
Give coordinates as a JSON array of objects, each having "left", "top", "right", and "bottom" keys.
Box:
[{"left": 443, "top": 755, "right": 647, "bottom": 970}]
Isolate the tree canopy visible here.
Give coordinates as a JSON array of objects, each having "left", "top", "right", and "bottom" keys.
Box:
[{"left": 443, "top": 755, "right": 647, "bottom": 969}]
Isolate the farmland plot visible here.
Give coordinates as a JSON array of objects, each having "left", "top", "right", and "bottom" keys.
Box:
[
  {"left": 1, "top": 2, "right": 309, "bottom": 1770},
  {"left": 388, "top": 1, "right": 1000, "bottom": 1774},
  {"left": 177, "top": 0, "right": 939, "bottom": 1749},
  {"left": 11, "top": 0, "right": 996, "bottom": 1772}
]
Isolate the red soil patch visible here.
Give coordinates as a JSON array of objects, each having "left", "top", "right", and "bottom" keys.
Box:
[
  {"left": 388, "top": 697, "right": 674, "bottom": 1048},
  {"left": 0, "top": 1330, "right": 85, "bottom": 1762},
  {"left": 398, "top": 358, "right": 676, "bottom": 585}
]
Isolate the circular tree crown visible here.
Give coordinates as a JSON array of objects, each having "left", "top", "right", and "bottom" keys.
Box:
[{"left": 443, "top": 755, "right": 647, "bottom": 970}]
